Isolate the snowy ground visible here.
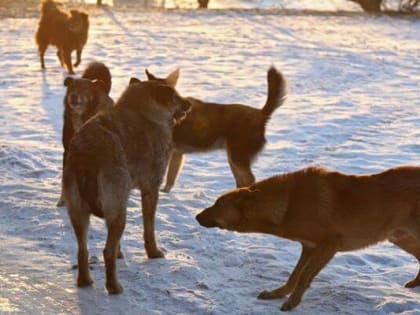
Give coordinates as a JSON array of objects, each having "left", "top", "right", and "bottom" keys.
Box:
[{"left": 0, "top": 3, "right": 420, "bottom": 315}]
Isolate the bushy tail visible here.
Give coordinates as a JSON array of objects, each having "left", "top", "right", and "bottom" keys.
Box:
[{"left": 261, "top": 66, "right": 287, "bottom": 119}]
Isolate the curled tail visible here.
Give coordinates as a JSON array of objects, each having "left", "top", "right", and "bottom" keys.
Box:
[{"left": 261, "top": 66, "right": 287, "bottom": 119}]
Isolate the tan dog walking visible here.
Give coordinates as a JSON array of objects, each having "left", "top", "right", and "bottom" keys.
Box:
[{"left": 196, "top": 166, "right": 420, "bottom": 310}]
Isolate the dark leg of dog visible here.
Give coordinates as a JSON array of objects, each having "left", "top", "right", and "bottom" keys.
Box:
[
  {"left": 141, "top": 189, "right": 164, "bottom": 258},
  {"left": 38, "top": 43, "right": 48, "bottom": 69},
  {"left": 227, "top": 150, "right": 255, "bottom": 188},
  {"left": 390, "top": 234, "right": 420, "bottom": 287},
  {"left": 74, "top": 49, "right": 82, "bottom": 68},
  {"left": 56, "top": 49, "right": 64, "bottom": 66},
  {"left": 103, "top": 211, "right": 126, "bottom": 294},
  {"left": 68, "top": 209, "right": 93, "bottom": 288},
  {"left": 258, "top": 245, "right": 314, "bottom": 300},
  {"left": 62, "top": 48, "right": 75, "bottom": 74},
  {"left": 281, "top": 245, "right": 336, "bottom": 311},
  {"left": 161, "top": 150, "right": 184, "bottom": 193}
]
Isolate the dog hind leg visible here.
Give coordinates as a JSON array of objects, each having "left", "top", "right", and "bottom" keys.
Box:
[
  {"left": 390, "top": 232, "right": 420, "bottom": 288},
  {"left": 227, "top": 151, "right": 255, "bottom": 188},
  {"left": 62, "top": 48, "right": 74, "bottom": 74},
  {"left": 161, "top": 150, "right": 184, "bottom": 193},
  {"left": 38, "top": 43, "right": 48, "bottom": 69},
  {"left": 258, "top": 245, "right": 314, "bottom": 300},
  {"left": 68, "top": 208, "right": 93, "bottom": 287},
  {"left": 141, "top": 189, "right": 164, "bottom": 258}
]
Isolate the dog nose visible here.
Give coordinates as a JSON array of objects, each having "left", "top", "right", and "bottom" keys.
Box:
[{"left": 196, "top": 210, "right": 215, "bottom": 228}]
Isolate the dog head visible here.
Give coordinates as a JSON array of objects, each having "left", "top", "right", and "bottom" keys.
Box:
[
  {"left": 123, "top": 78, "right": 190, "bottom": 125},
  {"left": 196, "top": 182, "right": 289, "bottom": 234},
  {"left": 68, "top": 10, "right": 89, "bottom": 33},
  {"left": 64, "top": 77, "right": 108, "bottom": 115},
  {"left": 196, "top": 188, "right": 266, "bottom": 233},
  {"left": 145, "top": 69, "right": 180, "bottom": 88}
]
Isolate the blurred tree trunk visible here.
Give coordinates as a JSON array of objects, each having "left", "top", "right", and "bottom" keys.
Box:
[
  {"left": 198, "top": 0, "right": 209, "bottom": 8},
  {"left": 349, "top": 0, "right": 382, "bottom": 12},
  {"left": 97, "top": 0, "right": 102, "bottom": 5}
]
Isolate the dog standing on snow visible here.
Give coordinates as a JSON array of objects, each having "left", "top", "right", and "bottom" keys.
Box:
[
  {"left": 196, "top": 166, "right": 420, "bottom": 311},
  {"left": 63, "top": 79, "right": 191, "bottom": 294},
  {"left": 57, "top": 62, "right": 113, "bottom": 207},
  {"left": 145, "top": 66, "right": 287, "bottom": 192},
  {"left": 35, "top": 0, "right": 89, "bottom": 74}
]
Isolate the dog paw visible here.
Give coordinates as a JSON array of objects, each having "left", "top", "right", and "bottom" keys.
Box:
[
  {"left": 56, "top": 198, "right": 65, "bottom": 207},
  {"left": 106, "top": 282, "right": 123, "bottom": 295},
  {"left": 280, "top": 298, "right": 299, "bottom": 311},
  {"left": 258, "top": 290, "right": 278, "bottom": 300},
  {"left": 160, "top": 185, "right": 172, "bottom": 193},
  {"left": 77, "top": 276, "right": 94, "bottom": 287},
  {"left": 146, "top": 248, "right": 165, "bottom": 259},
  {"left": 405, "top": 279, "right": 420, "bottom": 288}
]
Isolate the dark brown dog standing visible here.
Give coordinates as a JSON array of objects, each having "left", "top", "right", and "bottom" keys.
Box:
[
  {"left": 35, "top": 0, "right": 89, "bottom": 74},
  {"left": 145, "top": 66, "right": 287, "bottom": 192},
  {"left": 63, "top": 79, "right": 191, "bottom": 294},
  {"left": 57, "top": 62, "right": 113, "bottom": 207},
  {"left": 196, "top": 166, "right": 420, "bottom": 311}
]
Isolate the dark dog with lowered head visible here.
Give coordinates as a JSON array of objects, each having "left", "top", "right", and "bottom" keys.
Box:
[
  {"left": 35, "top": 0, "right": 89, "bottom": 74},
  {"left": 145, "top": 66, "right": 287, "bottom": 192},
  {"left": 63, "top": 79, "right": 191, "bottom": 294},
  {"left": 57, "top": 62, "right": 113, "bottom": 207},
  {"left": 197, "top": 166, "right": 420, "bottom": 311}
]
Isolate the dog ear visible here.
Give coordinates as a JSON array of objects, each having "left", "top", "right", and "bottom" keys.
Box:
[
  {"left": 129, "top": 77, "right": 141, "bottom": 85},
  {"left": 166, "top": 69, "right": 180, "bottom": 87},
  {"left": 237, "top": 188, "right": 260, "bottom": 201},
  {"left": 91, "top": 79, "right": 107, "bottom": 92},
  {"left": 64, "top": 77, "right": 74, "bottom": 87},
  {"left": 152, "top": 85, "right": 175, "bottom": 105},
  {"left": 145, "top": 69, "right": 158, "bottom": 81}
]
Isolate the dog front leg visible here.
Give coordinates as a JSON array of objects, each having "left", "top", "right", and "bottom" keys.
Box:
[
  {"left": 74, "top": 49, "right": 82, "bottom": 68},
  {"left": 258, "top": 245, "right": 314, "bottom": 300},
  {"left": 141, "top": 189, "right": 164, "bottom": 258},
  {"left": 56, "top": 49, "right": 64, "bottom": 66},
  {"left": 281, "top": 244, "right": 336, "bottom": 311},
  {"left": 161, "top": 150, "right": 184, "bottom": 193}
]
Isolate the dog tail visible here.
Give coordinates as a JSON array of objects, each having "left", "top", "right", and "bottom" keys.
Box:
[{"left": 261, "top": 66, "right": 287, "bottom": 119}]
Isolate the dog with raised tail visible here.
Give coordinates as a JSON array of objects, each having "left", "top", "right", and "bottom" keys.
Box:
[
  {"left": 196, "top": 166, "right": 420, "bottom": 311},
  {"left": 145, "top": 66, "right": 287, "bottom": 192}
]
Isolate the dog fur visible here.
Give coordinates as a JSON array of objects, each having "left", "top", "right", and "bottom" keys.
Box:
[
  {"left": 57, "top": 62, "right": 113, "bottom": 207},
  {"left": 35, "top": 0, "right": 89, "bottom": 74},
  {"left": 63, "top": 79, "right": 191, "bottom": 294},
  {"left": 196, "top": 166, "right": 420, "bottom": 311},
  {"left": 145, "top": 66, "right": 287, "bottom": 192}
]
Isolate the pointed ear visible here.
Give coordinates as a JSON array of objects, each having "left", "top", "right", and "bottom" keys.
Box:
[
  {"left": 64, "top": 77, "right": 74, "bottom": 87},
  {"left": 91, "top": 79, "right": 107, "bottom": 92},
  {"left": 152, "top": 85, "right": 175, "bottom": 105},
  {"left": 145, "top": 69, "right": 158, "bottom": 81},
  {"left": 166, "top": 69, "right": 180, "bottom": 87},
  {"left": 129, "top": 77, "right": 141, "bottom": 85}
]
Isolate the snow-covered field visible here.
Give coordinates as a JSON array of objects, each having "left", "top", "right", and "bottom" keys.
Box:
[{"left": 0, "top": 3, "right": 419, "bottom": 315}]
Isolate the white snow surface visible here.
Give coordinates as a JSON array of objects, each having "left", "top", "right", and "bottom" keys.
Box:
[{"left": 0, "top": 5, "right": 419, "bottom": 315}]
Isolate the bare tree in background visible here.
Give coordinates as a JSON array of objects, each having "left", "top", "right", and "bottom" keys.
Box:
[
  {"left": 198, "top": 0, "right": 209, "bottom": 8},
  {"left": 349, "top": 0, "right": 382, "bottom": 12},
  {"left": 349, "top": 0, "right": 418, "bottom": 12}
]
